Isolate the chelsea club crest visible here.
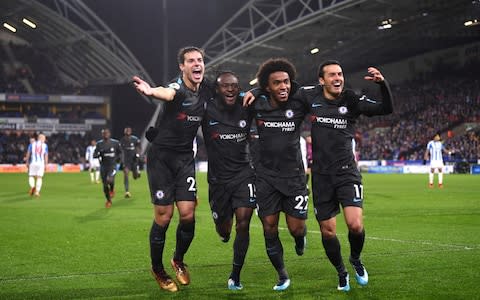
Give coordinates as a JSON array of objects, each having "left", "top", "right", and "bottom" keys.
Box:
[{"left": 285, "top": 109, "right": 294, "bottom": 119}]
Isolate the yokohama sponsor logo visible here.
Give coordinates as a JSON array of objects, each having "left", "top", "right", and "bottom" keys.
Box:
[
  {"left": 177, "top": 112, "right": 202, "bottom": 122},
  {"left": 313, "top": 116, "right": 347, "bottom": 128},
  {"left": 262, "top": 121, "right": 295, "bottom": 132},
  {"left": 314, "top": 117, "right": 347, "bottom": 125},
  {"left": 219, "top": 133, "right": 247, "bottom": 140},
  {"left": 263, "top": 121, "right": 295, "bottom": 128},
  {"left": 187, "top": 115, "right": 202, "bottom": 122}
]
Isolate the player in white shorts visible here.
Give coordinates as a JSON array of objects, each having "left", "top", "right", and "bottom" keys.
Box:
[
  {"left": 85, "top": 139, "right": 101, "bottom": 183},
  {"left": 424, "top": 133, "right": 446, "bottom": 188},
  {"left": 25, "top": 134, "right": 49, "bottom": 197}
]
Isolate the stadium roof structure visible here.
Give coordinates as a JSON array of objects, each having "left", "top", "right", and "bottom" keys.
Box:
[
  {"left": 1, "top": 0, "right": 478, "bottom": 90},
  {"left": 0, "top": 0, "right": 153, "bottom": 90},
  {"left": 203, "top": 0, "right": 480, "bottom": 87}
]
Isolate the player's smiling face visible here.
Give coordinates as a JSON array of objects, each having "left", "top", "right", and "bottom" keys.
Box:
[
  {"left": 217, "top": 73, "right": 239, "bottom": 106},
  {"left": 319, "top": 64, "right": 344, "bottom": 100},
  {"left": 180, "top": 50, "right": 204, "bottom": 89},
  {"left": 266, "top": 71, "right": 290, "bottom": 104}
]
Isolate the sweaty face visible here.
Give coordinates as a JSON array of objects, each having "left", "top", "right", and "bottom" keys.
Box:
[
  {"left": 319, "top": 64, "right": 344, "bottom": 99},
  {"left": 180, "top": 51, "right": 204, "bottom": 87},
  {"left": 216, "top": 73, "right": 240, "bottom": 106},
  {"left": 266, "top": 71, "right": 290, "bottom": 104}
]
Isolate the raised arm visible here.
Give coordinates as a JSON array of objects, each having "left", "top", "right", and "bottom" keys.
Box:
[
  {"left": 132, "top": 75, "right": 176, "bottom": 101},
  {"left": 355, "top": 67, "right": 393, "bottom": 116}
]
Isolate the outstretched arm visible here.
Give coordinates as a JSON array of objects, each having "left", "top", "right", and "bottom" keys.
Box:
[{"left": 132, "top": 76, "right": 176, "bottom": 101}]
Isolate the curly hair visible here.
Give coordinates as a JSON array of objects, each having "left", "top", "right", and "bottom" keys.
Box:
[{"left": 256, "top": 58, "right": 296, "bottom": 91}]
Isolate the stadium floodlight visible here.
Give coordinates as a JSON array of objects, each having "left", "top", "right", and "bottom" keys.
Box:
[
  {"left": 249, "top": 78, "right": 258, "bottom": 86},
  {"left": 3, "top": 22, "right": 16, "bottom": 32},
  {"left": 464, "top": 19, "right": 479, "bottom": 27},
  {"left": 377, "top": 19, "right": 394, "bottom": 30},
  {"left": 22, "top": 18, "right": 37, "bottom": 29},
  {"left": 310, "top": 48, "right": 319, "bottom": 54}
]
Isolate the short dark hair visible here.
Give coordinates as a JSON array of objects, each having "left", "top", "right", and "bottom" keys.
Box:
[
  {"left": 256, "top": 58, "right": 296, "bottom": 91},
  {"left": 177, "top": 46, "right": 205, "bottom": 65},
  {"left": 215, "top": 71, "right": 238, "bottom": 86},
  {"left": 317, "top": 60, "right": 341, "bottom": 78}
]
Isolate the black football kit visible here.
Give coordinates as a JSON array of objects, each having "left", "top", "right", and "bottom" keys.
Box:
[
  {"left": 202, "top": 95, "right": 256, "bottom": 224},
  {"left": 296, "top": 81, "right": 393, "bottom": 220},
  {"left": 120, "top": 134, "right": 140, "bottom": 170},
  {"left": 94, "top": 138, "right": 121, "bottom": 201},
  {"left": 147, "top": 76, "right": 213, "bottom": 205},
  {"left": 252, "top": 93, "right": 308, "bottom": 219}
]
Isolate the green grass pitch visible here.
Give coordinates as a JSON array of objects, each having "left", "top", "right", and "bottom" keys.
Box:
[{"left": 0, "top": 172, "right": 479, "bottom": 299}]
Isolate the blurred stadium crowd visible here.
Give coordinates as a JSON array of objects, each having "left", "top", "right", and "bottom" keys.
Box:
[
  {"left": 1, "top": 44, "right": 479, "bottom": 165},
  {"left": 0, "top": 131, "right": 93, "bottom": 164},
  {"left": 356, "top": 75, "right": 480, "bottom": 162}
]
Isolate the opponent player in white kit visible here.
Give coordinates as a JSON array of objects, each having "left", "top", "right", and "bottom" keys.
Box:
[
  {"left": 86, "top": 139, "right": 101, "bottom": 184},
  {"left": 25, "top": 134, "right": 48, "bottom": 197},
  {"left": 424, "top": 133, "right": 446, "bottom": 188}
]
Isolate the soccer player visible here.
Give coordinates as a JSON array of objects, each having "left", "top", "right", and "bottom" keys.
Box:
[
  {"left": 424, "top": 133, "right": 446, "bottom": 188},
  {"left": 299, "top": 60, "right": 393, "bottom": 291},
  {"left": 119, "top": 126, "right": 141, "bottom": 198},
  {"left": 93, "top": 128, "right": 122, "bottom": 208},
  {"left": 25, "top": 133, "right": 48, "bottom": 197},
  {"left": 85, "top": 139, "right": 100, "bottom": 184},
  {"left": 250, "top": 58, "right": 308, "bottom": 291},
  {"left": 201, "top": 71, "right": 256, "bottom": 290},
  {"left": 132, "top": 46, "right": 214, "bottom": 293}
]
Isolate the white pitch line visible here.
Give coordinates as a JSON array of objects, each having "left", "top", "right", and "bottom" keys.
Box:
[
  {"left": 250, "top": 223, "right": 478, "bottom": 250},
  {"left": 1, "top": 225, "right": 477, "bottom": 284}
]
